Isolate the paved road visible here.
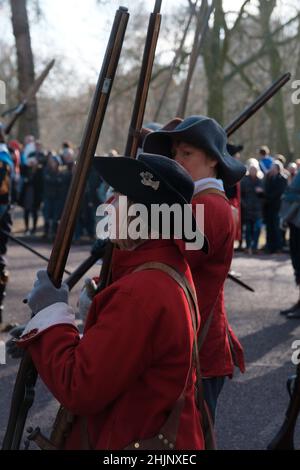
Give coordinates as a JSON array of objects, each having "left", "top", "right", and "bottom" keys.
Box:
[{"left": 0, "top": 242, "right": 299, "bottom": 450}]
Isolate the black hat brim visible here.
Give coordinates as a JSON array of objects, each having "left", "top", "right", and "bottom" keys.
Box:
[
  {"left": 93, "top": 156, "right": 208, "bottom": 252},
  {"left": 227, "top": 144, "right": 244, "bottom": 156},
  {"left": 143, "top": 124, "right": 246, "bottom": 187}
]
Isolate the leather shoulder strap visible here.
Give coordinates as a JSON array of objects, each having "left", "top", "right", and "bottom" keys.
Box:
[
  {"left": 133, "top": 261, "right": 216, "bottom": 450},
  {"left": 133, "top": 261, "right": 200, "bottom": 329}
]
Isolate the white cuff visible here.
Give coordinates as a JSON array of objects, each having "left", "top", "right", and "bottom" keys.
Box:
[{"left": 20, "top": 302, "right": 77, "bottom": 340}]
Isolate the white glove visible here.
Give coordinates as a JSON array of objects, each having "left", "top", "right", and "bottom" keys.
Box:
[{"left": 78, "top": 278, "right": 97, "bottom": 324}]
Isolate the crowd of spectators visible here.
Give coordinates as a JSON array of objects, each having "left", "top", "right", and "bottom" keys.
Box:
[
  {"left": 239, "top": 145, "right": 300, "bottom": 255},
  {"left": 7, "top": 136, "right": 109, "bottom": 242}
]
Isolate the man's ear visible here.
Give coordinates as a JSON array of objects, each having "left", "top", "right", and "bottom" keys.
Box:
[{"left": 208, "top": 157, "right": 218, "bottom": 169}]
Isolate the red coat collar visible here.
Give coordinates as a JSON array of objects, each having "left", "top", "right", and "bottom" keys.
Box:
[{"left": 111, "top": 239, "right": 189, "bottom": 282}]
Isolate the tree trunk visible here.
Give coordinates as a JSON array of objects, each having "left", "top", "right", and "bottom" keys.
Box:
[
  {"left": 10, "top": 0, "right": 39, "bottom": 140},
  {"left": 259, "top": 0, "right": 291, "bottom": 158},
  {"left": 202, "top": 0, "right": 226, "bottom": 124}
]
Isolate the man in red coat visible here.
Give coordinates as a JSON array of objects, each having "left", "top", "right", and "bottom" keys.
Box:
[
  {"left": 143, "top": 115, "right": 247, "bottom": 420},
  {"left": 17, "top": 153, "right": 210, "bottom": 450}
]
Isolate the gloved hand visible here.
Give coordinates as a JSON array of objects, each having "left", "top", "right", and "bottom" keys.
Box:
[
  {"left": 26, "top": 270, "right": 69, "bottom": 316},
  {"left": 78, "top": 278, "right": 97, "bottom": 324},
  {"left": 6, "top": 324, "right": 25, "bottom": 359}
]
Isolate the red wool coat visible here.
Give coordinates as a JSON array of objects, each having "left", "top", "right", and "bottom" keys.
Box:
[
  {"left": 229, "top": 183, "right": 242, "bottom": 242},
  {"left": 178, "top": 193, "right": 245, "bottom": 378},
  {"left": 19, "top": 240, "right": 204, "bottom": 450}
]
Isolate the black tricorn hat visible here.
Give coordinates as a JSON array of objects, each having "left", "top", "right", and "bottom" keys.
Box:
[
  {"left": 143, "top": 115, "right": 246, "bottom": 187},
  {"left": 93, "top": 153, "right": 208, "bottom": 252}
]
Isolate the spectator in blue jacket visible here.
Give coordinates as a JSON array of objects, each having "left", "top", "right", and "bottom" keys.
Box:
[{"left": 259, "top": 145, "right": 273, "bottom": 174}]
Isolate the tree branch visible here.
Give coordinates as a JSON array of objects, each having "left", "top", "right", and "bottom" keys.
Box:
[{"left": 228, "top": 0, "right": 251, "bottom": 35}]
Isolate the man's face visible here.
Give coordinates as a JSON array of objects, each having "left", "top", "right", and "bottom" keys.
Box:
[{"left": 172, "top": 140, "right": 218, "bottom": 181}]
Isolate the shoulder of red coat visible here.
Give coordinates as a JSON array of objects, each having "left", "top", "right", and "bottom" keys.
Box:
[{"left": 192, "top": 192, "right": 231, "bottom": 211}]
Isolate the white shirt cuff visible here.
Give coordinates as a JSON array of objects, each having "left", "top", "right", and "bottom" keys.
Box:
[{"left": 20, "top": 302, "right": 77, "bottom": 341}]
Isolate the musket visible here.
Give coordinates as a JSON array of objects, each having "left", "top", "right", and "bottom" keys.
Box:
[
  {"left": 227, "top": 273, "right": 254, "bottom": 293},
  {"left": 124, "top": 0, "right": 162, "bottom": 158},
  {"left": 267, "top": 363, "right": 300, "bottom": 450},
  {"left": 63, "top": 72, "right": 291, "bottom": 294},
  {"left": 18, "top": 2, "right": 162, "bottom": 450},
  {"left": 225, "top": 73, "right": 291, "bottom": 137},
  {"left": 3, "top": 59, "right": 55, "bottom": 135},
  {"left": 98, "top": 0, "right": 162, "bottom": 292},
  {"left": 0, "top": 229, "right": 71, "bottom": 275},
  {"left": 2, "top": 6, "right": 129, "bottom": 450}
]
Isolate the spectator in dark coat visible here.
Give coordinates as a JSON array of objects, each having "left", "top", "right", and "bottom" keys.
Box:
[
  {"left": 264, "top": 160, "right": 288, "bottom": 253},
  {"left": 42, "top": 154, "right": 64, "bottom": 239},
  {"left": 57, "top": 149, "right": 75, "bottom": 221},
  {"left": 74, "top": 169, "right": 103, "bottom": 242},
  {"left": 27, "top": 141, "right": 47, "bottom": 169},
  {"left": 19, "top": 156, "right": 44, "bottom": 235},
  {"left": 241, "top": 160, "right": 264, "bottom": 253}
]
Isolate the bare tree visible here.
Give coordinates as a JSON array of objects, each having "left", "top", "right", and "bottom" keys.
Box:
[
  {"left": 202, "top": 0, "right": 251, "bottom": 123},
  {"left": 153, "top": 4, "right": 195, "bottom": 121},
  {"left": 10, "top": 0, "right": 39, "bottom": 140},
  {"left": 258, "top": 0, "right": 291, "bottom": 156},
  {"left": 176, "top": 0, "right": 214, "bottom": 118}
]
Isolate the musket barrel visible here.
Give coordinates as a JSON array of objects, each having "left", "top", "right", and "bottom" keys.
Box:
[
  {"left": 124, "top": 0, "right": 162, "bottom": 157},
  {"left": 154, "top": 0, "right": 163, "bottom": 14},
  {"left": 1, "top": 229, "right": 71, "bottom": 275},
  {"left": 66, "top": 253, "right": 100, "bottom": 290},
  {"left": 4, "top": 59, "right": 55, "bottom": 135},
  {"left": 225, "top": 73, "right": 291, "bottom": 137}
]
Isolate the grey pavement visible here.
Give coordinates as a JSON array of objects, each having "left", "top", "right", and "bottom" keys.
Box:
[{"left": 0, "top": 243, "right": 300, "bottom": 450}]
